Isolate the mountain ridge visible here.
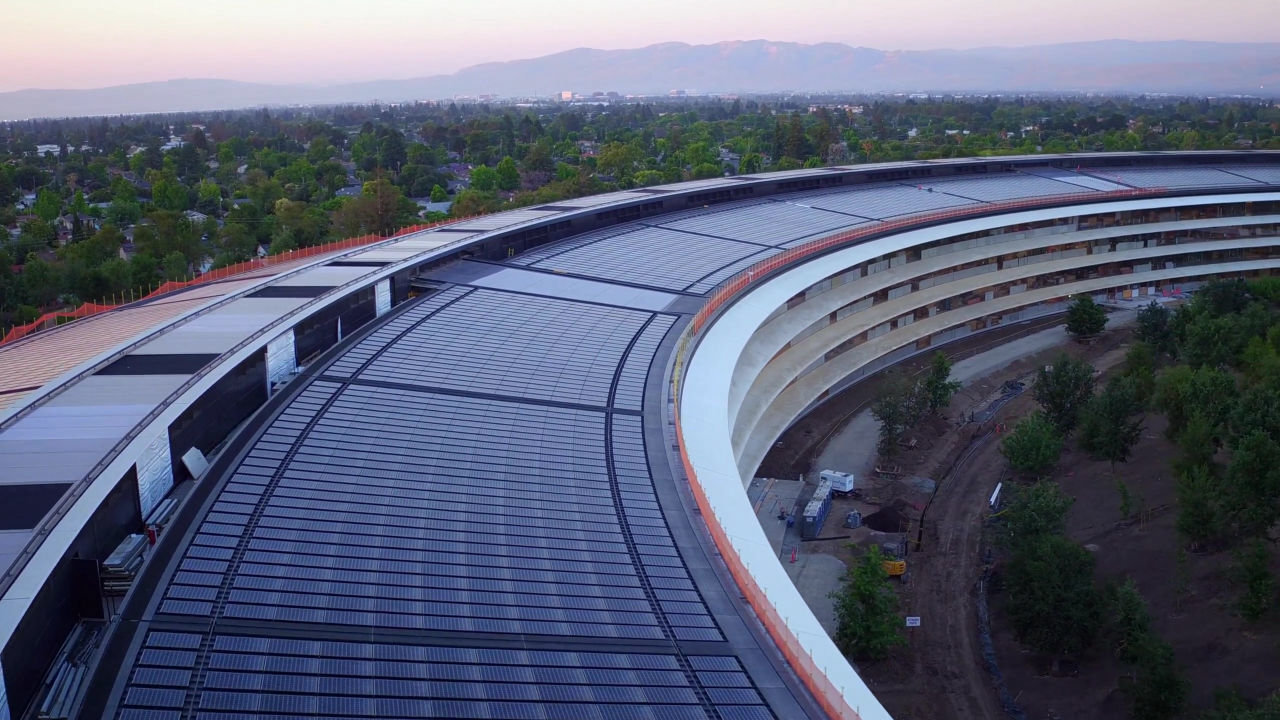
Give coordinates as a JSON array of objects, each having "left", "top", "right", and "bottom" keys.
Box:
[{"left": 3, "top": 39, "right": 1278, "bottom": 120}]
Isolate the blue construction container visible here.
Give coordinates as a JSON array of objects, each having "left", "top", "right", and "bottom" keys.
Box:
[{"left": 801, "top": 479, "right": 833, "bottom": 539}]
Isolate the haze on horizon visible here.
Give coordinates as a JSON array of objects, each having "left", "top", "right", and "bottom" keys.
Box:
[{"left": 2, "top": 0, "right": 1278, "bottom": 93}]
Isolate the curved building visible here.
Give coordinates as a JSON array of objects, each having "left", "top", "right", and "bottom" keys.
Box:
[{"left": 0, "top": 152, "right": 1277, "bottom": 720}]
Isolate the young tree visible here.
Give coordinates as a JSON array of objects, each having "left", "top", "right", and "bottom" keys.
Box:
[
  {"left": 998, "top": 479, "right": 1074, "bottom": 549},
  {"left": 1135, "top": 300, "right": 1175, "bottom": 356},
  {"left": 1233, "top": 538, "right": 1276, "bottom": 622},
  {"left": 923, "top": 351, "right": 962, "bottom": 413},
  {"left": 1065, "top": 294, "right": 1108, "bottom": 337},
  {"left": 470, "top": 165, "right": 498, "bottom": 192},
  {"left": 429, "top": 184, "right": 448, "bottom": 203},
  {"left": 1224, "top": 430, "right": 1280, "bottom": 539},
  {"left": 870, "top": 375, "right": 925, "bottom": 458},
  {"left": 1154, "top": 365, "right": 1236, "bottom": 440},
  {"left": 1000, "top": 412, "right": 1063, "bottom": 477},
  {"left": 1108, "top": 579, "right": 1152, "bottom": 664},
  {"left": 1121, "top": 342, "right": 1157, "bottom": 407},
  {"left": 829, "top": 545, "right": 906, "bottom": 660},
  {"left": 1124, "top": 635, "right": 1189, "bottom": 720},
  {"left": 1079, "top": 377, "right": 1144, "bottom": 469},
  {"left": 495, "top": 156, "right": 520, "bottom": 191},
  {"left": 1034, "top": 353, "right": 1096, "bottom": 435},
  {"left": 1005, "top": 534, "right": 1104, "bottom": 658}
]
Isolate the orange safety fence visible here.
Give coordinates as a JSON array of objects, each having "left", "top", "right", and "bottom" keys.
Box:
[
  {"left": 1, "top": 218, "right": 469, "bottom": 345},
  {"left": 671, "top": 186, "right": 1168, "bottom": 720}
]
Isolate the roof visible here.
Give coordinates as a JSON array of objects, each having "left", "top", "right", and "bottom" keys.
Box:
[{"left": 5, "top": 152, "right": 1280, "bottom": 720}]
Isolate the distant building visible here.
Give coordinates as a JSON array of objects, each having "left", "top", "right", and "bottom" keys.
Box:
[
  {"left": 183, "top": 210, "right": 209, "bottom": 224},
  {"left": 559, "top": 91, "right": 573, "bottom": 101}
]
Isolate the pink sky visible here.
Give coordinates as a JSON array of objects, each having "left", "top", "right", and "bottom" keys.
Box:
[{"left": 2, "top": 0, "right": 1278, "bottom": 92}]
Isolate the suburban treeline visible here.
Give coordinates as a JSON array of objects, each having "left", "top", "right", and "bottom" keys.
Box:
[
  {"left": 2, "top": 95, "right": 1279, "bottom": 328},
  {"left": 997, "top": 279, "right": 1280, "bottom": 720}
]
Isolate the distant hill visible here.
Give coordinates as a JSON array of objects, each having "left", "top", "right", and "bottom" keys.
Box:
[{"left": 2, "top": 39, "right": 1278, "bottom": 120}]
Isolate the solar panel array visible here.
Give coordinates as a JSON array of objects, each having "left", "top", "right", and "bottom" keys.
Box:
[
  {"left": 353, "top": 290, "right": 652, "bottom": 406},
  {"left": 517, "top": 225, "right": 772, "bottom": 292},
  {"left": 916, "top": 173, "right": 1099, "bottom": 202},
  {"left": 112, "top": 282, "right": 770, "bottom": 719},
  {"left": 120, "top": 631, "right": 769, "bottom": 720},
  {"left": 1100, "top": 166, "right": 1265, "bottom": 188},
  {"left": 786, "top": 183, "right": 976, "bottom": 219},
  {"left": 656, "top": 201, "right": 860, "bottom": 246}
]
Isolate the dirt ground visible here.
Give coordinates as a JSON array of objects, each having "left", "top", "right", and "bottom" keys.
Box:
[{"left": 773, "top": 318, "right": 1280, "bottom": 720}]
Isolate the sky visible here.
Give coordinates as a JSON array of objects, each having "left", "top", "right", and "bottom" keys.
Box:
[{"left": 1, "top": 0, "right": 1278, "bottom": 92}]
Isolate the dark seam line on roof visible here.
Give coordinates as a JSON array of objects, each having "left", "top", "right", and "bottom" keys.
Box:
[
  {"left": 504, "top": 227, "right": 625, "bottom": 266},
  {"left": 323, "top": 376, "right": 644, "bottom": 416},
  {"left": 602, "top": 320, "right": 727, "bottom": 717},
  {"left": 1074, "top": 168, "right": 1140, "bottom": 189},
  {"left": 342, "top": 287, "right": 476, "bottom": 379},
  {"left": 0, "top": 385, "right": 41, "bottom": 396},
  {"left": 1217, "top": 167, "right": 1269, "bottom": 185},
  {"left": 464, "top": 257, "right": 705, "bottom": 297},
  {"left": 139, "top": 615, "right": 730, "bottom": 655},
  {"left": 426, "top": 279, "right": 683, "bottom": 316},
  {"left": 634, "top": 222, "right": 779, "bottom": 249},
  {"left": 681, "top": 248, "right": 778, "bottom": 293},
  {"left": 1016, "top": 168, "right": 1111, "bottom": 194},
  {"left": 896, "top": 180, "right": 991, "bottom": 204},
  {"left": 766, "top": 196, "right": 881, "bottom": 223}
]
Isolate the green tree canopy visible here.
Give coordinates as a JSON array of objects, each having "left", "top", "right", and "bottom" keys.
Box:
[
  {"left": 998, "top": 479, "right": 1073, "bottom": 548},
  {"left": 1135, "top": 300, "right": 1176, "bottom": 356},
  {"left": 1004, "top": 533, "right": 1104, "bottom": 658},
  {"left": 829, "top": 545, "right": 906, "bottom": 661},
  {"left": 470, "top": 165, "right": 498, "bottom": 192},
  {"left": 1000, "top": 412, "right": 1063, "bottom": 477},
  {"left": 1079, "top": 376, "right": 1145, "bottom": 468},
  {"left": 1065, "top": 295, "right": 1108, "bottom": 337},
  {"left": 1034, "top": 353, "right": 1096, "bottom": 435},
  {"left": 923, "top": 352, "right": 962, "bottom": 413}
]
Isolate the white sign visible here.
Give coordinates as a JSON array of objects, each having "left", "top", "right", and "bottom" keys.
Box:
[
  {"left": 375, "top": 279, "right": 391, "bottom": 317},
  {"left": 905, "top": 616, "right": 921, "bottom": 627},
  {"left": 265, "top": 329, "right": 297, "bottom": 394},
  {"left": 136, "top": 431, "right": 174, "bottom": 518}
]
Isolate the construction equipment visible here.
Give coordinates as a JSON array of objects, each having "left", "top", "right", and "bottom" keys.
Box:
[{"left": 882, "top": 559, "right": 907, "bottom": 577}]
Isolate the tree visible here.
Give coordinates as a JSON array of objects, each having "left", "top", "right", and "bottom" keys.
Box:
[
  {"left": 1066, "top": 294, "right": 1108, "bottom": 337},
  {"left": 1155, "top": 365, "right": 1236, "bottom": 440},
  {"left": 495, "top": 156, "right": 520, "bottom": 191},
  {"left": 871, "top": 375, "right": 926, "bottom": 457},
  {"left": 1233, "top": 538, "right": 1275, "bottom": 622},
  {"left": 1121, "top": 342, "right": 1157, "bottom": 408},
  {"left": 1135, "top": 301, "right": 1175, "bottom": 356},
  {"left": 429, "top": 184, "right": 448, "bottom": 203},
  {"left": 470, "top": 165, "right": 498, "bottom": 192},
  {"left": 1177, "top": 463, "right": 1228, "bottom": 547},
  {"left": 1108, "top": 579, "right": 1151, "bottom": 664},
  {"left": 998, "top": 479, "right": 1074, "bottom": 549},
  {"left": 1124, "top": 636, "right": 1189, "bottom": 720},
  {"left": 829, "top": 545, "right": 906, "bottom": 661},
  {"left": 161, "top": 251, "right": 188, "bottom": 281},
  {"left": 923, "top": 352, "right": 962, "bottom": 413},
  {"left": 32, "top": 187, "right": 61, "bottom": 222},
  {"left": 1201, "top": 689, "right": 1280, "bottom": 720},
  {"left": 1079, "top": 377, "right": 1144, "bottom": 469},
  {"left": 1034, "top": 353, "right": 1096, "bottom": 435},
  {"left": 1224, "top": 430, "right": 1280, "bottom": 539},
  {"left": 1000, "top": 412, "right": 1063, "bottom": 477},
  {"left": 1004, "top": 534, "right": 1104, "bottom": 658}
]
